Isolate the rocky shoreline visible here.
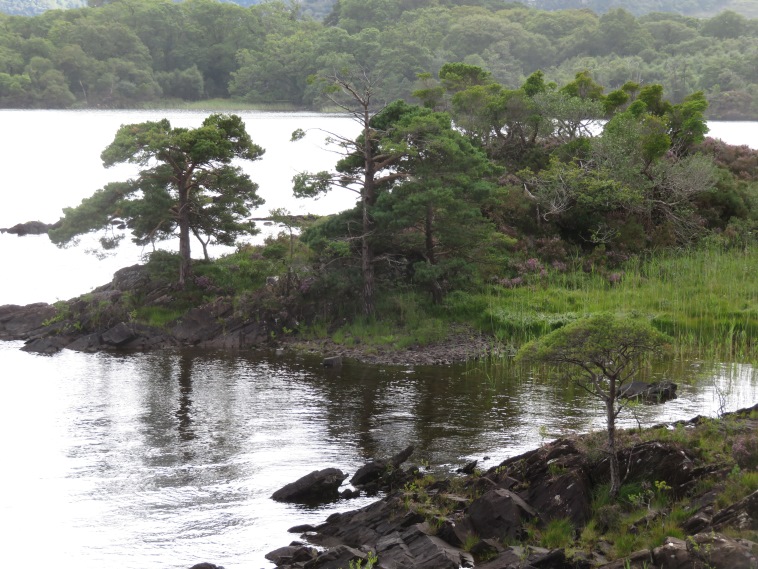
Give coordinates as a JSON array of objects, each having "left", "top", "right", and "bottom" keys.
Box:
[
  {"left": 261, "top": 405, "right": 758, "bottom": 569},
  {"left": 0, "top": 264, "right": 495, "bottom": 366}
]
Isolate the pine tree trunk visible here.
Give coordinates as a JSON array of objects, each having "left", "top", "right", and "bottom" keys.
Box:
[{"left": 178, "top": 187, "right": 192, "bottom": 287}]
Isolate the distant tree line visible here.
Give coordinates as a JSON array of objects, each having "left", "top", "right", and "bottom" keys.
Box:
[{"left": 0, "top": 0, "right": 756, "bottom": 118}]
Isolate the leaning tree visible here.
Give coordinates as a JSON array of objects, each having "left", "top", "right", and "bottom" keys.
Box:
[
  {"left": 49, "top": 113, "right": 265, "bottom": 285},
  {"left": 516, "top": 314, "right": 670, "bottom": 497}
]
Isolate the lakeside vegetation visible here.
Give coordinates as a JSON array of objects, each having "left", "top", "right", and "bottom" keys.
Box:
[
  {"left": 0, "top": 0, "right": 757, "bottom": 118},
  {"left": 38, "top": 60, "right": 758, "bottom": 361},
  {"left": 394, "top": 406, "right": 758, "bottom": 566}
]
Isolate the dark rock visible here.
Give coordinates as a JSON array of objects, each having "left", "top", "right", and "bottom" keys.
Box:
[
  {"left": 65, "top": 333, "right": 104, "bottom": 352},
  {"left": 101, "top": 322, "right": 137, "bottom": 346},
  {"left": 475, "top": 547, "right": 527, "bottom": 569},
  {"left": 351, "top": 445, "right": 414, "bottom": 487},
  {"left": 619, "top": 381, "right": 677, "bottom": 403},
  {"left": 322, "top": 355, "right": 342, "bottom": 367},
  {"left": 340, "top": 488, "right": 360, "bottom": 499},
  {"left": 109, "top": 264, "right": 152, "bottom": 291},
  {"left": 1, "top": 220, "right": 54, "bottom": 235},
  {"left": 468, "top": 538, "right": 501, "bottom": 562},
  {"left": 265, "top": 545, "right": 318, "bottom": 564},
  {"left": 376, "top": 523, "right": 473, "bottom": 569},
  {"left": 458, "top": 459, "right": 478, "bottom": 474},
  {"left": 303, "top": 545, "right": 366, "bottom": 569},
  {"left": 523, "top": 466, "right": 592, "bottom": 529},
  {"left": 528, "top": 548, "right": 574, "bottom": 568},
  {"left": 21, "top": 336, "right": 70, "bottom": 354},
  {"left": 711, "top": 489, "right": 758, "bottom": 531},
  {"left": 0, "top": 303, "right": 56, "bottom": 339},
  {"left": 688, "top": 532, "right": 758, "bottom": 568},
  {"left": 173, "top": 300, "right": 233, "bottom": 344},
  {"left": 465, "top": 488, "right": 537, "bottom": 541},
  {"left": 188, "top": 563, "right": 224, "bottom": 569},
  {"left": 598, "top": 549, "right": 652, "bottom": 569},
  {"left": 272, "top": 468, "right": 348, "bottom": 503},
  {"left": 288, "top": 524, "right": 318, "bottom": 533},
  {"left": 594, "top": 441, "right": 697, "bottom": 497},
  {"left": 652, "top": 533, "right": 758, "bottom": 569}
]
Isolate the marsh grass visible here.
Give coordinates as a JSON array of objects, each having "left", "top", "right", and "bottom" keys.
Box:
[{"left": 463, "top": 247, "right": 758, "bottom": 359}]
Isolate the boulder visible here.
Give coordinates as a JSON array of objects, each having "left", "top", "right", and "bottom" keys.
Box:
[
  {"left": 272, "top": 468, "right": 348, "bottom": 503},
  {"left": 465, "top": 488, "right": 537, "bottom": 542},
  {"left": 101, "top": 322, "right": 137, "bottom": 346},
  {"left": 619, "top": 381, "right": 677, "bottom": 403},
  {"left": 351, "top": 445, "right": 414, "bottom": 487},
  {"left": 265, "top": 545, "right": 318, "bottom": 564}
]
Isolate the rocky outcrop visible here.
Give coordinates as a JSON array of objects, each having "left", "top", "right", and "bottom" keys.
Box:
[
  {"left": 0, "top": 220, "right": 58, "bottom": 235},
  {"left": 0, "top": 303, "right": 56, "bottom": 340},
  {"left": 351, "top": 445, "right": 415, "bottom": 491},
  {"left": 0, "top": 264, "right": 285, "bottom": 354},
  {"left": 269, "top": 405, "right": 758, "bottom": 569},
  {"left": 272, "top": 469, "right": 349, "bottom": 504}
]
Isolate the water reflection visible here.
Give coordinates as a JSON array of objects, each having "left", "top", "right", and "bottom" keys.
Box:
[
  {"left": 176, "top": 354, "right": 195, "bottom": 445},
  {"left": 0, "top": 341, "right": 756, "bottom": 569}
]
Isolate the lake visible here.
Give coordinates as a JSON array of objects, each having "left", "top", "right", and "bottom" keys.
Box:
[{"left": 0, "top": 111, "right": 757, "bottom": 569}]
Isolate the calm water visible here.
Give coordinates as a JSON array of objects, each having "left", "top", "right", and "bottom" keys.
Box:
[
  {"left": 1, "top": 342, "right": 757, "bottom": 569},
  {"left": 0, "top": 112, "right": 757, "bottom": 568}
]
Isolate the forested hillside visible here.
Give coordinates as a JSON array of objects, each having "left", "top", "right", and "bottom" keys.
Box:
[
  {"left": 4, "top": 0, "right": 758, "bottom": 18},
  {"left": 0, "top": 0, "right": 756, "bottom": 118}
]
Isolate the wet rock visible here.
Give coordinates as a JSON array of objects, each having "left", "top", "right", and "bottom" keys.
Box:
[
  {"left": 272, "top": 468, "right": 348, "bottom": 503},
  {"left": 458, "top": 459, "right": 478, "bottom": 474},
  {"left": 265, "top": 545, "right": 318, "bottom": 564},
  {"left": 288, "top": 524, "right": 318, "bottom": 534},
  {"left": 323, "top": 355, "right": 342, "bottom": 367},
  {"left": 102, "top": 322, "right": 137, "bottom": 346},
  {"left": 351, "top": 445, "right": 414, "bottom": 488},
  {"left": 21, "top": 336, "right": 70, "bottom": 354},
  {"left": 619, "top": 381, "right": 677, "bottom": 403},
  {"left": 188, "top": 563, "right": 225, "bottom": 569}
]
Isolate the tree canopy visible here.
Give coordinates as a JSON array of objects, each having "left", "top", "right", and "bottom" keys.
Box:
[
  {"left": 0, "top": 0, "right": 756, "bottom": 118},
  {"left": 49, "top": 113, "right": 265, "bottom": 285},
  {"left": 517, "top": 314, "right": 671, "bottom": 496}
]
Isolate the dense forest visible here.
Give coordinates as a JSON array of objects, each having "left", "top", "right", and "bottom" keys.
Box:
[
  {"left": 0, "top": 0, "right": 756, "bottom": 118},
  {"left": 4, "top": 0, "right": 758, "bottom": 18}
]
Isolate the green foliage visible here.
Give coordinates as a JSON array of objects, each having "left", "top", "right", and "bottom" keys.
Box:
[
  {"left": 1, "top": 1, "right": 756, "bottom": 118},
  {"left": 540, "top": 518, "right": 575, "bottom": 549},
  {"left": 50, "top": 113, "right": 265, "bottom": 284}
]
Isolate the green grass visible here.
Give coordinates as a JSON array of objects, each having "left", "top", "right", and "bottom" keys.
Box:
[
  {"left": 134, "top": 306, "right": 185, "bottom": 328},
  {"left": 453, "top": 246, "right": 758, "bottom": 359}
]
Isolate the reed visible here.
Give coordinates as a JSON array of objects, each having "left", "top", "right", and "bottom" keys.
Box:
[{"left": 468, "top": 246, "right": 758, "bottom": 359}]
